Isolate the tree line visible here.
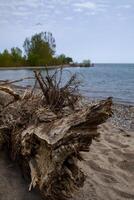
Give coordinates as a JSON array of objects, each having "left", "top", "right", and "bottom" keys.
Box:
[{"left": 0, "top": 32, "right": 73, "bottom": 67}]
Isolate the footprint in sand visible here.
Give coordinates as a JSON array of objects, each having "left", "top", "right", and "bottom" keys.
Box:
[{"left": 117, "top": 160, "right": 134, "bottom": 173}]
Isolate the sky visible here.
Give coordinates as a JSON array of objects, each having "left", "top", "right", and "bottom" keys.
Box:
[{"left": 0, "top": 0, "right": 134, "bottom": 63}]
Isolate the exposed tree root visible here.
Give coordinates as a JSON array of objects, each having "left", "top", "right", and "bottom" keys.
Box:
[{"left": 0, "top": 70, "right": 112, "bottom": 200}]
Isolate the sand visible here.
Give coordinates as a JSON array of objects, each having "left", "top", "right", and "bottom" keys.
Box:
[
  {"left": 72, "top": 122, "right": 134, "bottom": 200},
  {"left": 0, "top": 152, "right": 42, "bottom": 200},
  {"left": 0, "top": 104, "right": 134, "bottom": 200}
]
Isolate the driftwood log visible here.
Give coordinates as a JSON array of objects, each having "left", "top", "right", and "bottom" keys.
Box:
[{"left": 0, "top": 71, "right": 112, "bottom": 200}]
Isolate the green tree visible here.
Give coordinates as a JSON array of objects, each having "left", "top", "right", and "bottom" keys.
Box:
[
  {"left": 23, "top": 32, "right": 56, "bottom": 66},
  {"left": 0, "top": 49, "right": 12, "bottom": 67},
  {"left": 57, "top": 54, "right": 66, "bottom": 64},
  {"left": 82, "top": 59, "right": 91, "bottom": 67},
  {"left": 56, "top": 54, "right": 73, "bottom": 65},
  {"left": 0, "top": 31, "right": 74, "bottom": 67},
  {"left": 0, "top": 48, "right": 25, "bottom": 67},
  {"left": 11, "top": 47, "right": 24, "bottom": 66},
  {"left": 11, "top": 47, "right": 22, "bottom": 58},
  {"left": 65, "top": 57, "right": 73, "bottom": 64}
]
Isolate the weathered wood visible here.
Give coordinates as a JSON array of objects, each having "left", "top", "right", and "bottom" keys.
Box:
[
  {"left": 0, "top": 130, "right": 4, "bottom": 150},
  {"left": 0, "top": 86, "right": 20, "bottom": 101},
  {"left": 0, "top": 73, "right": 112, "bottom": 200}
]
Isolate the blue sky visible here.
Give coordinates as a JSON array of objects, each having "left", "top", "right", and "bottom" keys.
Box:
[{"left": 0, "top": 0, "right": 134, "bottom": 63}]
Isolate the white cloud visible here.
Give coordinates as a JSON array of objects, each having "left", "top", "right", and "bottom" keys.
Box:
[
  {"left": 54, "top": 10, "right": 62, "bottom": 15},
  {"left": 121, "top": 5, "right": 132, "bottom": 9},
  {"left": 74, "top": 2, "right": 97, "bottom": 10},
  {"left": 74, "top": 8, "right": 83, "bottom": 12},
  {"left": 116, "top": 4, "right": 132, "bottom": 10},
  {"left": 64, "top": 16, "right": 73, "bottom": 20},
  {"left": 0, "top": 0, "right": 133, "bottom": 27},
  {"left": 73, "top": 1, "right": 109, "bottom": 14},
  {"left": 0, "top": 19, "right": 9, "bottom": 24}
]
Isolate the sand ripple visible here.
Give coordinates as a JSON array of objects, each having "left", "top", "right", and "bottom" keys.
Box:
[{"left": 72, "top": 122, "right": 134, "bottom": 200}]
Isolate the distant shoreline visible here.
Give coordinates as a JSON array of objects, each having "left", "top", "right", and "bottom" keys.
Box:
[
  {"left": 0, "top": 65, "right": 70, "bottom": 70},
  {"left": 0, "top": 64, "right": 93, "bottom": 70}
]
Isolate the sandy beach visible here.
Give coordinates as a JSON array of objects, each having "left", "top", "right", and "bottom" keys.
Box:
[
  {"left": 0, "top": 102, "right": 134, "bottom": 200},
  {"left": 72, "top": 122, "right": 134, "bottom": 200},
  {"left": 0, "top": 0, "right": 134, "bottom": 198},
  {"left": 71, "top": 103, "right": 134, "bottom": 200}
]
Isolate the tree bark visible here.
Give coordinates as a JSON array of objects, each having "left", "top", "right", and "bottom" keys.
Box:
[{"left": 0, "top": 85, "right": 112, "bottom": 200}]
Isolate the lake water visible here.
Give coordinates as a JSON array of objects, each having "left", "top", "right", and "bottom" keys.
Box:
[{"left": 0, "top": 64, "right": 134, "bottom": 105}]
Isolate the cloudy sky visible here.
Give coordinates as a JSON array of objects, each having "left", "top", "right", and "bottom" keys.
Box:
[{"left": 0, "top": 0, "right": 134, "bottom": 63}]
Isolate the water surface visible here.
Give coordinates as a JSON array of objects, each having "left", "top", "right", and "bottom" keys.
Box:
[{"left": 0, "top": 64, "right": 134, "bottom": 105}]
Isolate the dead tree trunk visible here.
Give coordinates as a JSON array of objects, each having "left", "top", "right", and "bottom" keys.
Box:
[{"left": 0, "top": 71, "right": 112, "bottom": 200}]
